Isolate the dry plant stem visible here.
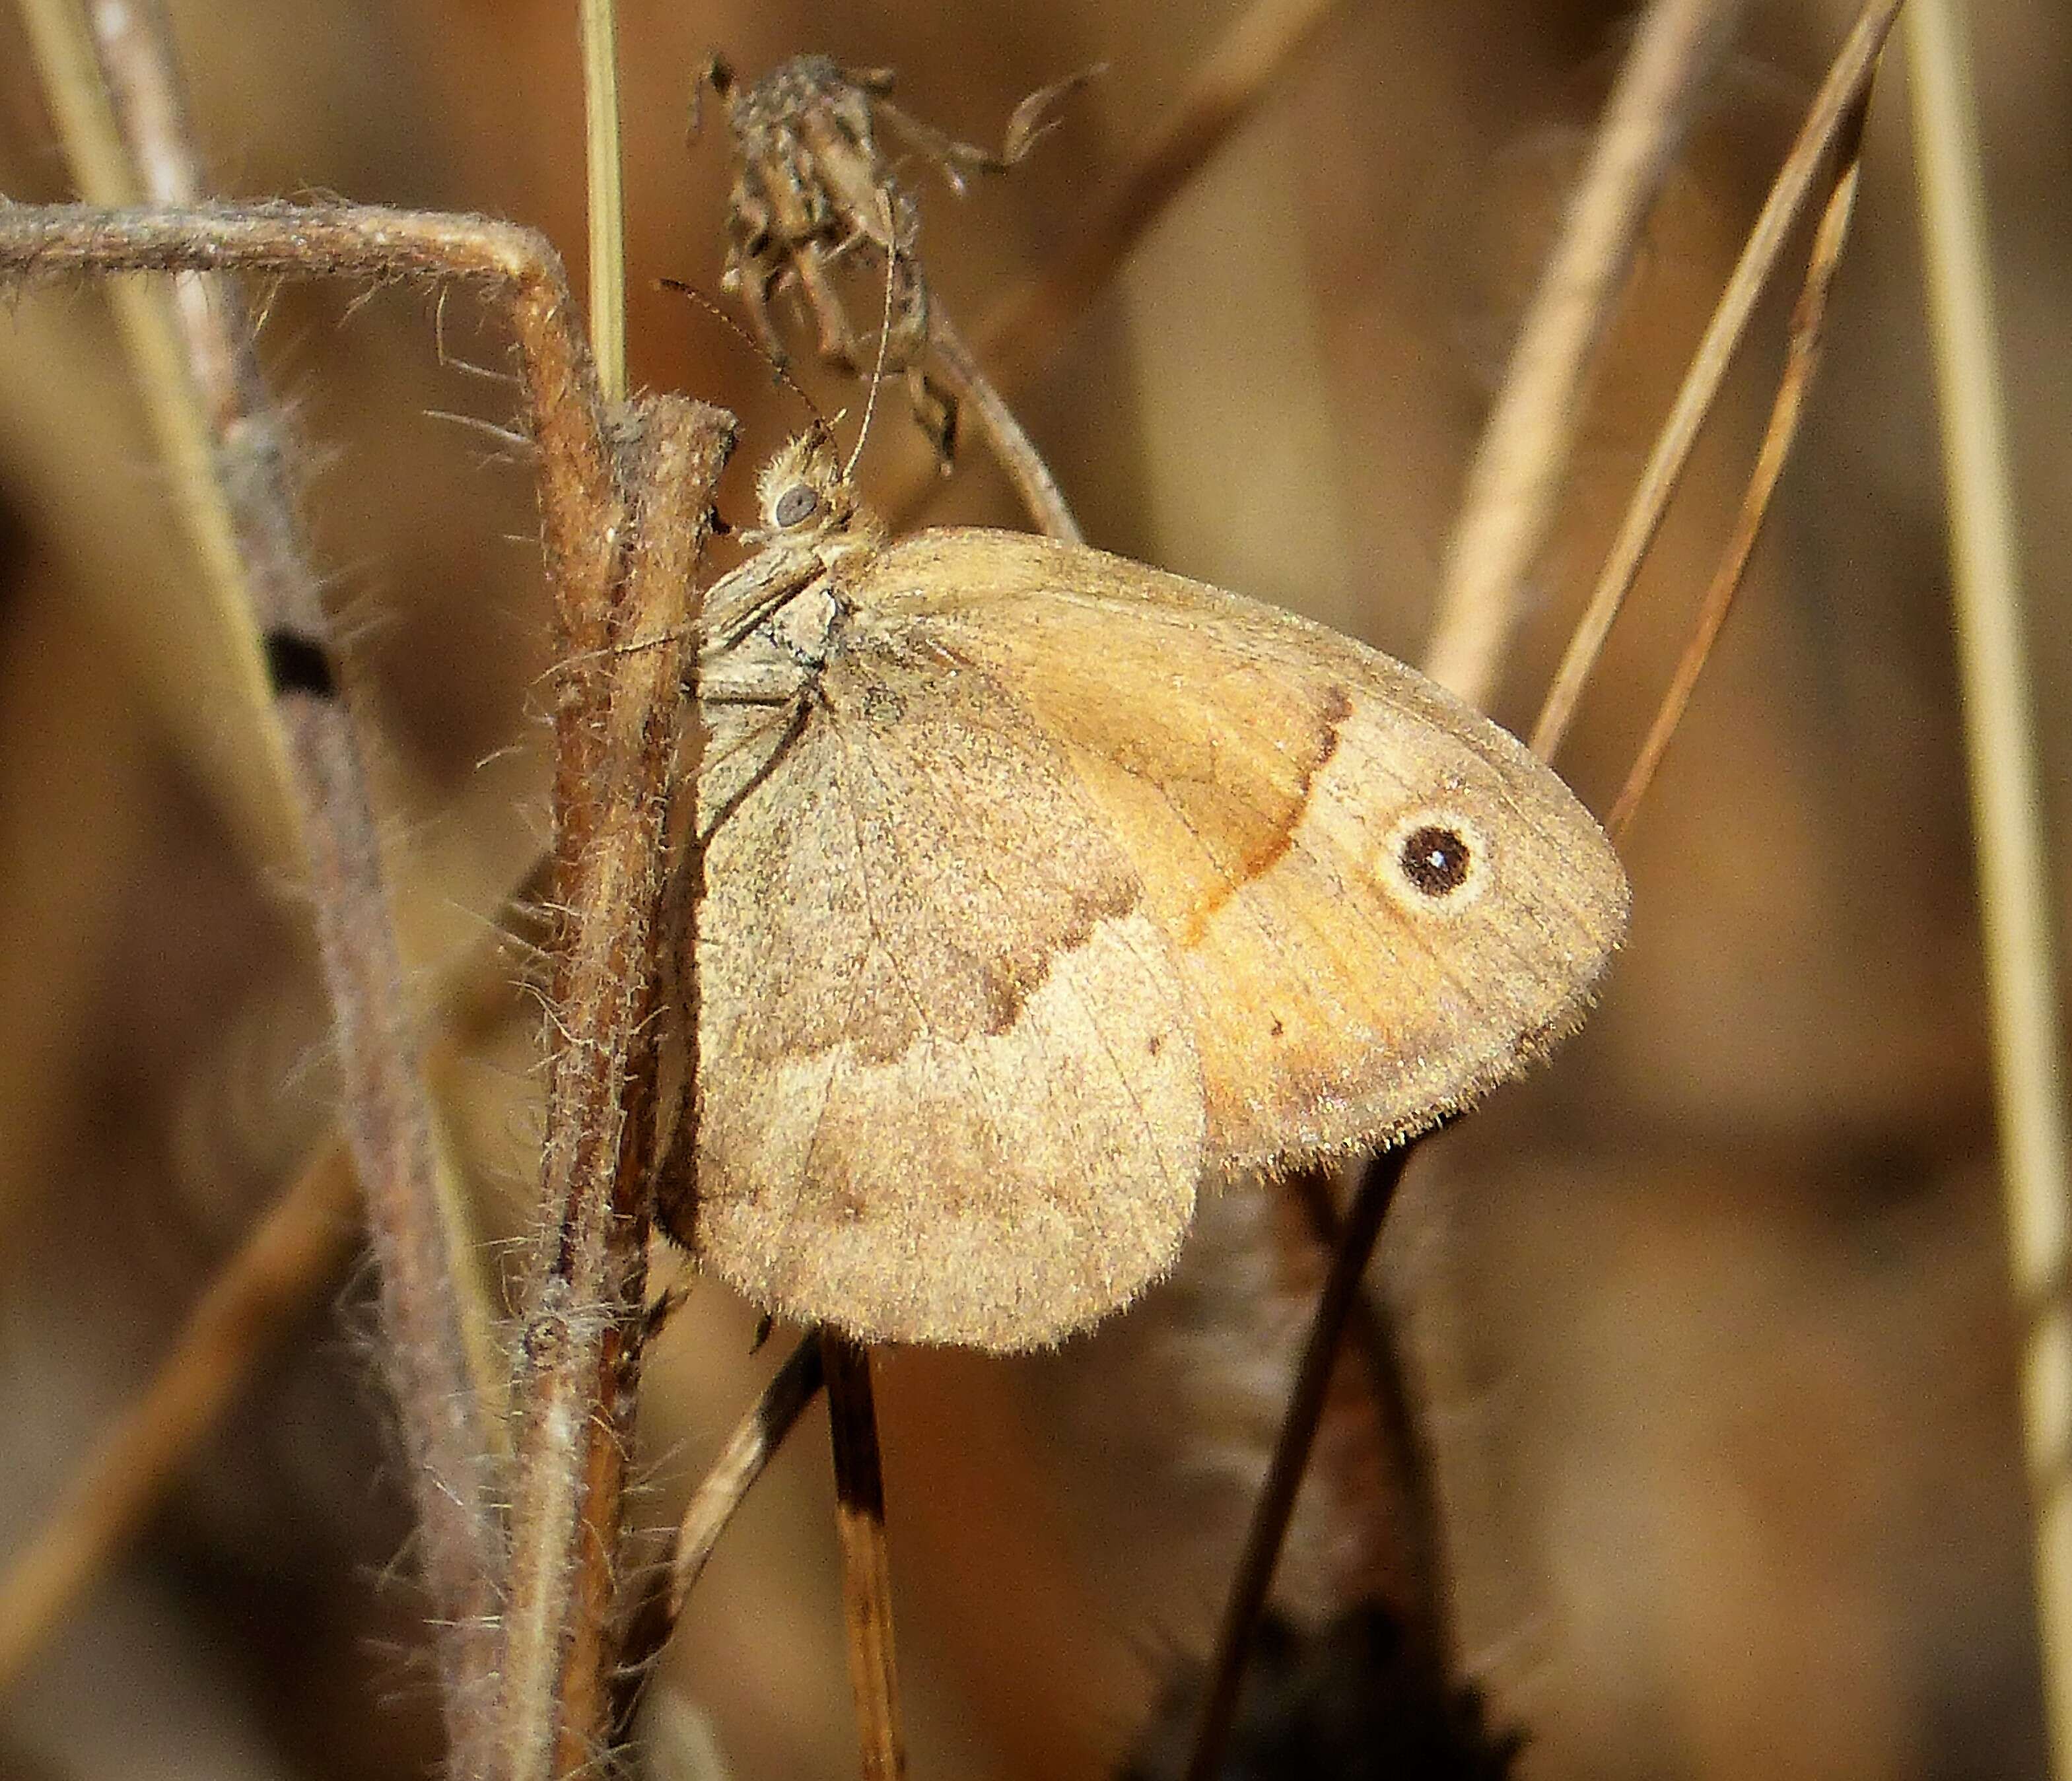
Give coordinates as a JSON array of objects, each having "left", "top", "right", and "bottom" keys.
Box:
[
  {"left": 1606, "top": 102, "right": 1867, "bottom": 839},
  {"left": 12, "top": 0, "right": 298, "bottom": 869},
  {"left": 89, "top": 0, "right": 502, "bottom": 1542},
  {"left": 1529, "top": 0, "right": 1906, "bottom": 762},
  {"left": 1284, "top": 1168, "right": 1451, "bottom": 1662},
  {"left": 501, "top": 398, "right": 732, "bottom": 1781},
  {"left": 1906, "top": 5, "right": 2072, "bottom": 1774},
  {"left": 926, "top": 307, "right": 1081, "bottom": 542},
  {"left": 1424, "top": 0, "right": 1750, "bottom": 708},
  {"left": 0, "top": 204, "right": 611, "bottom": 626},
  {"left": 0, "top": 199, "right": 648, "bottom": 1776},
  {"left": 611, "top": 1332, "right": 829, "bottom": 1710},
  {"left": 52, "top": 1, "right": 506, "bottom": 1739},
  {"left": 0, "top": 200, "right": 625, "bottom": 865},
  {"left": 880, "top": 0, "right": 1349, "bottom": 535},
  {"left": 669, "top": 1333, "right": 827, "bottom": 1614},
  {"left": 823, "top": 1332, "right": 907, "bottom": 1781},
  {"left": 1183, "top": 1143, "right": 1416, "bottom": 1781},
  {"left": 0, "top": 1144, "right": 357, "bottom": 1690}
]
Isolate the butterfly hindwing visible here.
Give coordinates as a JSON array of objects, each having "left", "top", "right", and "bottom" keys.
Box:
[{"left": 688, "top": 628, "right": 1204, "bottom": 1349}]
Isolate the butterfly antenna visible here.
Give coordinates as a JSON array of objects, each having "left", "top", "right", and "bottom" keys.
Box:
[
  {"left": 842, "top": 192, "right": 901, "bottom": 485},
  {"left": 658, "top": 275, "right": 827, "bottom": 428}
]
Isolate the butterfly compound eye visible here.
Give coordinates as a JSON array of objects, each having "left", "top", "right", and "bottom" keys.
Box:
[
  {"left": 773, "top": 483, "right": 821, "bottom": 528},
  {"left": 1399, "top": 824, "right": 1472, "bottom": 897}
]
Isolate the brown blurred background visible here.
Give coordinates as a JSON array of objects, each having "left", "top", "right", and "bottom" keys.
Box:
[{"left": 0, "top": 1, "right": 2067, "bottom": 1776}]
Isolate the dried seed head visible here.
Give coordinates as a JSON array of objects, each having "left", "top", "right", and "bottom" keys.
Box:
[{"left": 695, "top": 52, "right": 1094, "bottom": 461}]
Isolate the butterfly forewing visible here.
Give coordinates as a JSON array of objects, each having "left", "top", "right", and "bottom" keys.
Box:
[{"left": 853, "top": 529, "right": 1631, "bottom": 1171}]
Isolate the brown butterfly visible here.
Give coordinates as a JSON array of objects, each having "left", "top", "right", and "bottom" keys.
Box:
[{"left": 661, "top": 427, "right": 1628, "bottom": 1351}]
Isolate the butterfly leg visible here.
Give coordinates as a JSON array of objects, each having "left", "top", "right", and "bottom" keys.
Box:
[
  {"left": 700, "top": 545, "right": 835, "bottom": 652},
  {"left": 701, "top": 650, "right": 814, "bottom": 709}
]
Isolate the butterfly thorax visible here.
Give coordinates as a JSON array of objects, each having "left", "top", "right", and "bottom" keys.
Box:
[{"left": 695, "top": 428, "right": 897, "bottom": 832}]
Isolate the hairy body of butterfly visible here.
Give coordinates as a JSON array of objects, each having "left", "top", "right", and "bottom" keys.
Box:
[{"left": 663, "top": 430, "right": 1629, "bottom": 1351}]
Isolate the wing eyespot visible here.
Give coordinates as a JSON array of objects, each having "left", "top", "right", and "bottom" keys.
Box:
[
  {"left": 1378, "top": 809, "right": 1492, "bottom": 918},
  {"left": 1400, "top": 824, "right": 1472, "bottom": 895}
]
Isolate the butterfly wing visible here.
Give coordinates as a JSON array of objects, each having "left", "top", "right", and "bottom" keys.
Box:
[
  {"left": 687, "top": 629, "right": 1205, "bottom": 1351},
  {"left": 852, "top": 529, "right": 1630, "bottom": 1174}
]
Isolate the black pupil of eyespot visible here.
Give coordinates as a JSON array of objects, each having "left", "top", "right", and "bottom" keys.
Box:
[
  {"left": 1399, "top": 824, "right": 1472, "bottom": 896},
  {"left": 775, "top": 485, "right": 819, "bottom": 526}
]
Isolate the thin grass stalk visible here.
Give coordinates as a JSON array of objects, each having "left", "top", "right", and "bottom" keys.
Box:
[
  {"left": 1284, "top": 1168, "right": 1451, "bottom": 1663},
  {"left": 1906, "top": 5, "right": 2072, "bottom": 1775},
  {"left": 606, "top": 1332, "right": 829, "bottom": 1724},
  {"left": 0, "top": 1145, "right": 358, "bottom": 1690},
  {"left": 1424, "top": 0, "right": 1749, "bottom": 710},
  {"left": 1606, "top": 91, "right": 1869, "bottom": 838},
  {"left": 13, "top": 0, "right": 297, "bottom": 867},
  {"left": 926, "top": 307, "right": 1082, "bottom": 541},
  {"left": 1529, "top": 0, "right": 1906, "bottom": 762},
  {"left": 824, "top": 1333, "right": 907, "bottom": 1781},
  {"left": 580, "top": 0, "right": 627, "bottom": 404},
  {"left": 1182, "top": 1144, "right": 1416, "bottom": 1781},
  {"left": 669, "top": 1333, "right": 827, "bottom": 1615}
]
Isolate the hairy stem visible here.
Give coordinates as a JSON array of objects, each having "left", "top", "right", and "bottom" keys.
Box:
[
  {"left": 500, "top": 397, "right": 732, "bottom": 1781},
  {"left": 927, "top": 306, "right": 1081, "bottom": 541},
  {"left": 23, "top": 4, "right": 518, "bottom": 1750}
]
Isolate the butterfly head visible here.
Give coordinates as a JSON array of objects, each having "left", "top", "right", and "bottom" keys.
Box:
[{"left": 745, "top": 421, "right": 882, "bottom": 556}]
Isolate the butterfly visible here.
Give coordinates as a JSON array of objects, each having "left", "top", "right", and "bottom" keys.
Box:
[{"left": 660, "top": 426, "right": 1628, "bottom": 1351}]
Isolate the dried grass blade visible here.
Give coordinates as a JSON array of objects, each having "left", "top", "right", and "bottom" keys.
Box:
[
  {"left": 579, "top": 0, "right": 627, "bottom": 403},
  {"left": 1906, "top": 5, "right": 2072, "bottom": 1776},
  {"left": 1529, "top": 0, "right": 1905, "bottom": 762},
  {"left": 928, "top": 307, "right": 1082, "bottom": 542},
  {"left": 669, "top": 1333, "right": 826, "bottom": 1615},
  {"left": 1606, "top": 94, "right": 1869, "bottom": 838},
  {"left": 0, "top": 1144, "right": 357, "bottom": 1691},
  {"left": 14, "top": 0, "right": 298, "bottom": 867},
  {"left": 1425, "top": 0, "right": 1751, "bottom": 710}
]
